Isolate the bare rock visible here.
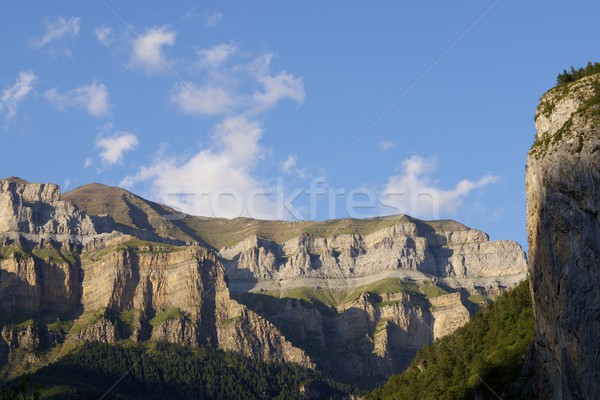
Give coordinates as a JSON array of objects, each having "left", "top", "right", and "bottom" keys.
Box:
[{"left": 526, "top": 73, "right": 600, "bottom": 399}]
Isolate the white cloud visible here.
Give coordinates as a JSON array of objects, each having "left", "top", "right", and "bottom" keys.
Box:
[
  {"left": 44, "top": 81, "right": 110, "bottom": 117},
  {"left": 379, "top": 140, "right": 395, "bottom": 151},
  {"left": 252, "top": 71, "right": 305, "bottom": 113},
  {"left": 380, "top": 156, "right": 499, "bottom": 219},
  {"left": 280, "top": 154, "right": 297, "bottom": 174},
  {"left": 171, "top": 49, "right": 304, "bottom": 118},
  {"left": 203, "top": 12, "right": 223, "bottom": 28},
  {"left": 31, "top": 16, "right": 81, "bottom": 55},
  {"left": 121, "top": 116, "right": 274, "bottom": 218},
  {"left": 94, "top": 26, "right": 113, "bottom": 47},
  {"left": 126, "top": 44, "right": 305, "bottom": 219},
  {"left": 84, "top": 158, "right": 93, "bottom": 168},
  {"left": 129, "top": 26, "right": 176, "bottom": 73},
  {"left": 171, "top": 83, "right": 239, "bottom": 116},
  {"left": 196, "top": 43, "right": 236, "bottom": 68},
  {"left": 96, "top": 131, "right": 139, "bottom": 165},
  {"left": 0, "top": 71, "right": 37, "bottom": 128}
]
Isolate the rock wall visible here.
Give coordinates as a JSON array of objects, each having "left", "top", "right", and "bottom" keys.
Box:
[
  {"left": 0, "top": 177, "right": 528, "bottom": 387},
  {"left": 526, "top": 74, "right": 600, "bottom": 399},
  {"left": 219, "top": 220, "right": 527, "bottom": 291},
  {"left": 0, "top": 179, "right": 313, "bottom": 376}
]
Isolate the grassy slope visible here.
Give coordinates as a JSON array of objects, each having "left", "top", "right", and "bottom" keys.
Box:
[
  {"left": 64, "top": 183, "right": 472, "bottom": 249},
  {"left": 236, "top": 277, "right": 446, "bottom": 310},
  {"left": 367, "top": 280, "right": 533, "bottom": 400}
]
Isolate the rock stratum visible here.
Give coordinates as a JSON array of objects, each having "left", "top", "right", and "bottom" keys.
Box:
[
  {"left": 526, "top": 73, "right": 600, "bottom": 398},
  {"left": 0, "top": 177, "right": 526, "bottom": 387}
]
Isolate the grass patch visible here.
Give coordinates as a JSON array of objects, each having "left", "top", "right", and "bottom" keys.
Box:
[
  {"left": 149, "top": 308, "right": 185, "bottom": 326},
  {"left": 0, "top": 246, "right": 30, "bottom": 260},
  {"left": 32, "top": 248, "right": 76, "bottom": 265},
  {"left": 420, "top": 284, "right": 448, "bottom": 299},
  {"left": 346, "top": 278, "right": 420, "bottom": 304},
  {"left": 82, "top": 239, "right": 183, "bottom": 262},
  {"left": 467, "top": 294, "right": 490, "bottom": 304},
  {"left": 281, "top": 287, "right": 347, "bottom": 308},
  {"left": 184, "top": 215, "right": 407, "bottom": 249},
  {"left": 15, "top": 319, "right": 35, "bottom": 329},
  {"left": 119, "top": 310, "right": 135, "bottom": 328},
  {"left": 69, "top": 311, "right": 104, "bottom": 335},
  {"left": 239, "top": 278, "right": 423, "bottom": 311},
  {"left": 47, "top": 319, "right": 73, "bottom": 333}
]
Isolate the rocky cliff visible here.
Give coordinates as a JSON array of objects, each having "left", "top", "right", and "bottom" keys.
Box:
[
  {"left": 217, "top": 218, "right": 526, "bottom": 384},
  {"left": 526, "top": 73, "right": 600, "bottom": 399},
  {"left": 0, "top": 177, "right": 527, "bottom": 387},
  {"left": 0, "top": 178, "right": 312, "bottom": 379}
]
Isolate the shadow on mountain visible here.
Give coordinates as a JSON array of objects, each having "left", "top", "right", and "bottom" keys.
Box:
[{"left": 232, "top": 291, "right": 433, "bottom": 389}]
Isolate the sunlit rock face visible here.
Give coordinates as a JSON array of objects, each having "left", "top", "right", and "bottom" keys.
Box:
[{"left": 526, "top": 74, "right": 600, "bottom": 399}]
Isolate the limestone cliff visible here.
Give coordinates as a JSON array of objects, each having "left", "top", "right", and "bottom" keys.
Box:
[
  {"left": 217, "top": 218, "right": 526, "bottom": 384},
  {"left": 0, "top": 178, "right": 312, "bottom": 378},
  {"left": 0, "top": 177, "right": 527, "bottom": 387},
  {"left": 526, "top": 73, "right": 600, "bottom": 399}
]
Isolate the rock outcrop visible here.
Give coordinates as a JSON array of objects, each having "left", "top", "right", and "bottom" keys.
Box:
[
  {"left": 526, "top": 73, "right": 600, "bottom": 399},
  {"left": 0, "top": 177, "right": 95, "bottom": 237},
  {"left": 0, "top": 178, "right": 312, "bottom": 377},
  {"left": 0, "top": 177, "right": 527, "bottom": 387},
  {"left": 218, "top": 218, "right": 526, "bottom": 384}
]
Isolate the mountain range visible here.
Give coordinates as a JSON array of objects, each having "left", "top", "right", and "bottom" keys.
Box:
[{"left": 0, "top": 176, "right": 526, "bottom": 389}]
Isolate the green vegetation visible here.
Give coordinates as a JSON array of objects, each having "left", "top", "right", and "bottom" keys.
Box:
[
  {"left": 31, "top": 248, "right": 76, "bottom": 265},
  {"left": 531, "top": 69, "right": 600, "bottom": 157},
  {"left": 22, "top": 341, "right": 357, "bottom": 399},
  {"left": 46, "top": 319, "right": 73, "bottom": 334},
  {"left": 556, "top": 62, "right": 600, "bottom": 85},
  {"left": 119, "top": 310, "right": 135, "bottom": 327},
  {"left": 467, "top": 293, "right": 490, "bottom": 305},
  {"left": 0, "top": 245, "right": 77, "bottom": 265},
  {"left": 238, "top": 278, "right": 424, "bottom": 310},
  {"left": 186, "top": 216, "right": 405, "bottom": 249},
  {"left": 420, "top": 283, "right": 448, "bottom": 299},
  {"left": 69, "top": 311, "right": 105, "bottom": 334},
  {"left": 149, "top": 307, "right": 186, "bottom": 326},
  {"left": 81, "top": 238, "right": 184, "bottom": 262},
  {"left": 0, "top": 375, "right": 41, "bottom": 400},
  {"left": 117, "top": 238, "right": 181, "bottom": 253},
  {"left": 0, "top": 245, "right": 29, "bottom": 260},
  {"left": 368, "top": 280, "right": 533, "bottom": 400}
]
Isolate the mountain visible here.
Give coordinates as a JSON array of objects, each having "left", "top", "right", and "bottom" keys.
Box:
[
  {"left": 525, "top": 71, "right": 600, "bottom": 398},
  {"left": 0, "top": 177, "right": 527, "bottom": 392},
  {"left": 366, "top": 280, "right": 533, "bottom": 400},
  {"left": 366, "top": 67, "right": 600, "bottom": 400}
]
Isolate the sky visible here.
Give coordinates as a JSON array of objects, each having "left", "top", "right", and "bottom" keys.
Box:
[{"left": 1, "top": 1, "right": 599, "bottom": 250}]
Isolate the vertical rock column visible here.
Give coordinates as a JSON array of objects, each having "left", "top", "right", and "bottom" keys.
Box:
[{"left": 526, "top": 74, "right": 600, "bottom": 400}]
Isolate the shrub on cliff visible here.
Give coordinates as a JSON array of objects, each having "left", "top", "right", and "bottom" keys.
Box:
[{"left": 557, "top": 62, "right": 600, "bottom": 85}]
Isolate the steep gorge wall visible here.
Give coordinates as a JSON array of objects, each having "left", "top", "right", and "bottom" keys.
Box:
[{"left": 526, "top": 74, "right": 600, "bottom": 399}]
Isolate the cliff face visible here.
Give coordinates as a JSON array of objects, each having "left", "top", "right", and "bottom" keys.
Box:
[
  {"left": 0, "top": 177, "right": 527, "bottom": 387},
  {"left": 218, "top": 218, "right": 526, "bottom": 384},
  {"left": 526, "top": 74, "right": 600, "bottom": 399},
  {"left": 0, "top": 179, "right": 312, "bottom": 377}
]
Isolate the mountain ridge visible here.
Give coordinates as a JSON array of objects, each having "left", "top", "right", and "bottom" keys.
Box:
[{"left": 0, "top": 177, "right": 527, "bottom": 388}]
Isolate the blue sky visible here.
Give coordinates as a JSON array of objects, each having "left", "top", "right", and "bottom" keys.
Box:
[{"left": 1, "top": 1, "right": 599, "bottom": 249}]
